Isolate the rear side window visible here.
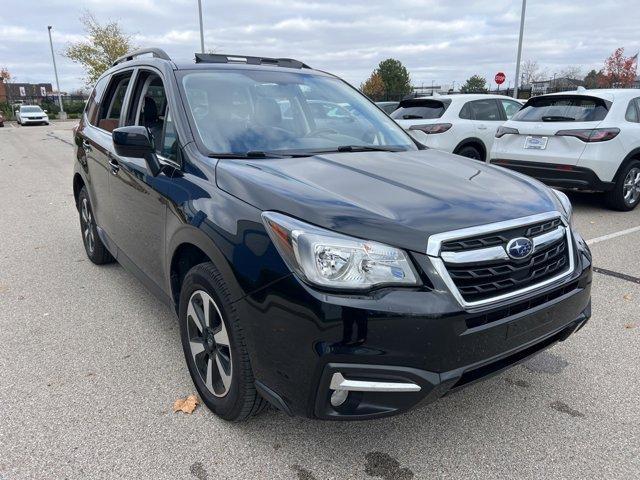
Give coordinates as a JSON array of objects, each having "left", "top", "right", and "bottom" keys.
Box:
[
  {"left": 85, "top": 76, "right": 109, "bottom": 126},
  {"left": 97, "top": 71, "right": 133, "bottom": 132},
  {"left": 625, "top": 98, "right": 639, "bottom": 123},
  {"left": 500, "top": 99, "right": 522, "bottom": 119},
  {"left": 391, "top": 99, "right": 450, "bottom": 120},
  {"left": 512, "top": 95, "right": 610, "bottom": 122}
]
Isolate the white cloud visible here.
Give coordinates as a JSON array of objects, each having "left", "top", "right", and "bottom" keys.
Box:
[{"left": 1, "top": 0, "right": 639, "bottom": 90}]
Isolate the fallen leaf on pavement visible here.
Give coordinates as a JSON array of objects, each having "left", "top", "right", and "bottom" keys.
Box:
[
  {"left": 624, "top": 323, "right": 637, "bottom": 329},
  {"left": 0, "top": 284, "right": 8, "bottom": 293},
  {"left": 623, "top": 294, "right": 632, "bottom": 301},
  {"left": 173, "top": 394, "right": 199, "bottom": 414}
]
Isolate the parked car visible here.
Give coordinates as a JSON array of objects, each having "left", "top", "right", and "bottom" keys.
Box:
[
  {"left": 375, "top": 101, "right": 399, "bottom": 115},
  {"left": 73, "top": 48, "right": 591, "bottom": 421},
  {"left": 0, "top": 112, "right": 4, "bottom": 127},
  {"left": 392, "top": 94, "right": 523, "bottom": 161},
  {"left": 15, "top": 105, "right": 49, "bottom": 126},
  {"left": 491, "top": 89, "right": 640, "bottom": 211}
]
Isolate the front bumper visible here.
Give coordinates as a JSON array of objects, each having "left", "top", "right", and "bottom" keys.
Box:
[
  {"left": 21, "top": 117, "right": 48, "bottom": 124},
  {"left": 237, "top": 237, "right": 592, "bottom": 420}
]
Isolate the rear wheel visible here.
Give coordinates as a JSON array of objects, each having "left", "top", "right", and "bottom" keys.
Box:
[
  {"left": 178, "top": 262, "right": 267, "bottom": 421},
  {"left": 605, "top": 160, "right": 640, "bottom": 211},
  {"left": 78, "top": 187, "right": 115, "bottom": 264},
  {"left": 455, "top": 144, "right": 484, "bottom": 162}
]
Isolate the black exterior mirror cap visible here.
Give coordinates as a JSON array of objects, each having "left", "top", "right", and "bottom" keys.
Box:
[
  {"left": 113, "top": 126, "right": 154, "bottom": 158},
  {"left": 112, "top": 126, "right": 162, "bottom": 176}
]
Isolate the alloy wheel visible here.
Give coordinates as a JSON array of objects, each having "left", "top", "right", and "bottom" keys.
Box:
[
  {"left": 623, "top": 167, "right": 640, "bottom": 206},
  {"left": 81, "top": 198, "right": 96, "bottom": 253},
  {"left": 186, "top": 290, "right": 233, "bottom": 397}
]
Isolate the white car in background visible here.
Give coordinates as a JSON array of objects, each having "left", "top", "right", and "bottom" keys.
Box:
[
  {"left": 392, "top": 94, "right": 522, "bottom": 161},
  {"left": 15, "top": 105, "right": 49, "bottom": 126},
  {"left": 490, "top": 89, "right": 640, "bottom": 211}
]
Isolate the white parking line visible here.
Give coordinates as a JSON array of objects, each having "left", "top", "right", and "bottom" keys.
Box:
[{"left": 587, "top": 225, "right": 640, "bottom": 246}]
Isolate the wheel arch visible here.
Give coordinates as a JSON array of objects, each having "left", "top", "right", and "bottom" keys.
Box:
[
  {"left": 612, "top": 147, "right": 640, "bottom": 183},
  {"left": 73, "top": 173, "right": 86, "bottom": 210},
  {"left": 167, "top": 226, "right": 245, "bottom": 314},
  {"left": 453, "top": 137, "right": 487, "bottom": 161}
]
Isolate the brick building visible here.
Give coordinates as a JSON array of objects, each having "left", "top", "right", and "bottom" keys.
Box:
[{"left": 0, "top": 80, "right": 53, "bottom": 103}]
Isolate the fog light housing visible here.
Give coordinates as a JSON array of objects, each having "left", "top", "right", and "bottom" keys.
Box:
[{"left": 330, "top": 389, "right": 348, "bottom": 407}]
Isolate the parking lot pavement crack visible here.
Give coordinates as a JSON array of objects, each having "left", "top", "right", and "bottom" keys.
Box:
[{"left": 593, "top": 267, "right": 640, "bottom": 285}]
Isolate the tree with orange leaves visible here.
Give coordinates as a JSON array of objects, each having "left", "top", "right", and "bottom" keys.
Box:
[{"left": 597, "top": 47, "right": 638, "bottom": 88}]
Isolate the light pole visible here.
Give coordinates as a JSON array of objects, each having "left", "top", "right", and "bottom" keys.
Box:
[
  {"left": 47, "top": 26, "right": 65, "bottom": 119},
  {"left": 513, "top": 0, "right": 527, "bottom": 99},
  {"left": 197, "top": 0, "right": 205, "bottom": 53}
]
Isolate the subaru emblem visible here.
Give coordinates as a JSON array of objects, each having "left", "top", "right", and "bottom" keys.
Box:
[{"left": 506, "top": 237, "right": 534, "bottom": 260}]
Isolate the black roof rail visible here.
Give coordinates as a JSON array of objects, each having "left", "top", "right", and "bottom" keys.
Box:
[
  {"left": 112, "top": 48, "right": 172, "bottom": 67},
  {"left": 194, "top": 53, "right": 311, "bottom": 69}
]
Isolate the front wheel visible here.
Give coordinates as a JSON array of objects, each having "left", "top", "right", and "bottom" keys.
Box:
[
  {"left": 605, "top": 160, "right": 640, "bottom": 211},
  {"left": 178, "top": 262, "right": 267, "bottom": 421}
]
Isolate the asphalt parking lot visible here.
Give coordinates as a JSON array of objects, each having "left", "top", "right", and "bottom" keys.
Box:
[{"left": 0, "top": 122, "right": 638, "bottom": 480}]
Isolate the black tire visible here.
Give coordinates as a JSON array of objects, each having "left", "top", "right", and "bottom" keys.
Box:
[
  {"left": 456, "top": 144, "right": 484, "bottom": 161},
  {"left": 78, "top": 186, "right": 115, "bottom": 264},
  {"left": 604, "top": 160, "right": 640, "bottom": 211},
  {"left": 178, "top": 262, "right": 267, "bottom": 421}
]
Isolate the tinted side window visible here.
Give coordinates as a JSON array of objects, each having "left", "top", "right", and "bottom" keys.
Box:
[
  {"left": 469, "top": 99, "right": 501, "bottom": 121},
  {"left": 459, "top": 102, "right": 473, "bottom": 119},
  {"left": 501, "top": 99, "right": 522, "bottom": 120},
  {"left": 85, "top": 76, "right": 109, "bottom": 126},
  {"left": 625, "top": 99, "right": 639, "bottom": 122},
  {"left": 128, "top": 72, "right": 178, "bottom": 162},
  {"left": 97, "top": 71, "right": 133, "bottom": 132}
]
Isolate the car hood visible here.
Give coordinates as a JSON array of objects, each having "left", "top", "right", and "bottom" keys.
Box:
[
  {"left": 22, "top": 112, "right": 45, "bottom": 117},
  {"left": 216, "top": 149, "right": 561, "bottom": 253}
]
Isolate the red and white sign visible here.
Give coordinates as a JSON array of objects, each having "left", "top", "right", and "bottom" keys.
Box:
[{"left": 494, "top": 72, "right": 506, "bottom": 85}]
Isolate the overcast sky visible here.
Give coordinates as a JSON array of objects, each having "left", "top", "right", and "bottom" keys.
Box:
[{"left": 1, "top": 0, "right": 639, "bottom": 91}]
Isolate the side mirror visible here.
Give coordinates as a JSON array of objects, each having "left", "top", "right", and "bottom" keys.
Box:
[
  {"left": 112, "top": 126, "right": 162, "bottom": 176},
  {"left": 43, "top": 110, "right": 48, "bottom": 113}
]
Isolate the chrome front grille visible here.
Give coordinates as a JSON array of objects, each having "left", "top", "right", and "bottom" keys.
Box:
[{"left": 427, "top": 212, "right": 574, "bottom": 308}]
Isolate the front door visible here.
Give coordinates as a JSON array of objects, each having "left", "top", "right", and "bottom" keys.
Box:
[{"left": 108, "top": 69, "right": 180, "bottom": 290}]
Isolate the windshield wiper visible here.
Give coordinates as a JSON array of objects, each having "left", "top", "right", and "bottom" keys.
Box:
[
  {"left": 336, "top": 145, "right": 403, "bottom": 153},
  {"left": 209, "top": 151, "right": 289, "bottom": 159},
  {"left": 402, "top": 114, "right": 423, "bottom": 119},
  {"left": 541, "top": 115, "right": 575, "bottom": 122}
]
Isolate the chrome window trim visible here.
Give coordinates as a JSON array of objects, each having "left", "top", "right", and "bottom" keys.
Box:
[{"left": 427, "top": 211, "right": 574, "bottom": 309}]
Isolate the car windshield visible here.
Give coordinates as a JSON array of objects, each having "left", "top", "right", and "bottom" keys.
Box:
[
  {"left": 21, "top": 106, "right": 43, "bottom": 113},
  {"left": 511, "top": 95, "right": 610, "bottom": 122},
  {"left": 179, "top": 69, "right": 416, "bottom": 155}
]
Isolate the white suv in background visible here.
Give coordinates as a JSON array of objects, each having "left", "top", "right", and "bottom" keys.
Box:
[
  {"left": 491, "top": 89, "right": 640, "bottom": 211},
  {"left": 392, "top": 94, "right": 522, "bottom": 161}
]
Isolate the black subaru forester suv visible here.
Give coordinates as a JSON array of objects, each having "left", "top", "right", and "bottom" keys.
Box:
[{"left": 73, "top": 48, "right": 592, "bottom": 421}]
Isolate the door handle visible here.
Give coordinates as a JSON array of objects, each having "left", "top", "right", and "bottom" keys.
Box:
[
  {"left": 109, "top": 158, "right": 120, "bottom": 175},
  {"left": 477, "top": 125, "right": 488, "bottom": 130},
  {"left": 82, "top": 139, "right": 92, "bottom": 151}
]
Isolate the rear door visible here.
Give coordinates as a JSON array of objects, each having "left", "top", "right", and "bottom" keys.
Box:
[
  {"left": 467, "top": 99, "right": 504, "bottom": 152},
  {"left": 76, "top": 72, "right": 133, "bottom": 241},
  {"left": 494, "top": 95, "right": 611, "bottom": 165}
]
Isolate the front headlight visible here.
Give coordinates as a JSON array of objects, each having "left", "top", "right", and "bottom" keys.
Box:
[
  {"left": 262, "top": 212, "right": 419, "bottom": 290},
  {"left": 552, "top": 189, "right": 573, "bottom": 225}
]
